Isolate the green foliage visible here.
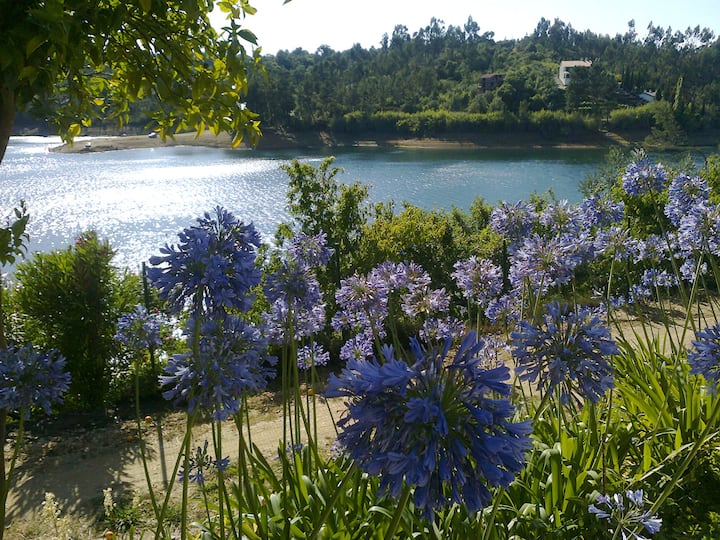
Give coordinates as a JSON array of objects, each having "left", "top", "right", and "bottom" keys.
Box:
[
  {"left": 1, "top": 0, "right": 263, "bottom": 163},
  {"left": 282, "top": 156, "right": 370, "bottom": 292},
  {"left": 12, "top": 231, "right": 141, "bottom": 408}
]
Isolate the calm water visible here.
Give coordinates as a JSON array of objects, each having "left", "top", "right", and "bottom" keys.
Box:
[{"left": 1, "top": 136, "right": 606, "bottom": 271}]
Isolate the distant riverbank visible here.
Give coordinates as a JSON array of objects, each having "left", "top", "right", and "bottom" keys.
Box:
[{"left": 49, "top": 127, "right": 638, "bottom": 154}]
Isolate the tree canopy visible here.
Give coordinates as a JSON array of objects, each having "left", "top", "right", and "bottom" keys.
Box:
[{"left": 0, "top": 0, "right": 273, "bottom": 163}]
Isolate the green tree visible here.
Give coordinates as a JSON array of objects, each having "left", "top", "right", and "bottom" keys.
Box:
[
  {"left": 281, "top": 157, "right": 370, "bottom": 294},
  {"left": 0, "top": 0, "right": 270, "bottom": 163}
]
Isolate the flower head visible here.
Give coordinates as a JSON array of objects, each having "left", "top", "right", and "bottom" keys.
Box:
[
  {"left": 490, "top": 201, "right": 538, "bottom": 252},
  {"left": 115, "top": 304, "right": 165, "bottom": 351},
  {"left": 622, "top": 156, "right": 669, "bottom": 196},
  {"left": 325, "top": 332, "right": 532, "bottom": 518},
  {"left": 178, "top": 440, "right": 230, "bottom": 486},
  {"left": 147, "top": 206, "right": 261, "bottom": 316},
  {"left": 297, "top": 342, "right": 330, "bottom": 370},
  {"left": 0, "top": 344, "right": 71, "bottom": 416},
  {"left": 159, "top": 316, "right": 276, "bottom": 420},
  {"left": 688, "top": 323, "right": 720, "bottom": 392},
  {"left": 589, "top": 489, "right": 662, "bottom": 539},
  {"left": 665, "top": 174, "right": 710, "bottom": 226},
  {"left": 288, "top": 231, "right": 334, "bottom": 269},
  {"left": 452, "top": 256, "right": 503, "bottom": 308},
  {"left": 511, "top": 302, "right": 618, "bottom": 404}
]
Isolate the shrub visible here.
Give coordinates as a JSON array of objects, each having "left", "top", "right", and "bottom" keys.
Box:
[{"left": 11, "top": 231, "right": 141, "bottom": 409}]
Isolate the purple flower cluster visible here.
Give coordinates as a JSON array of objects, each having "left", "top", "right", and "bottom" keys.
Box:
[
  {"left": 580, "top": 195, "right": 625, "bottom": 229},
  {"left": 589, "top": 489, "right": 662, "bottom": 538},
  {"left": 509, "top": 234, "right": 583, "bottom": 294},
  {"left": 688, "top": 323, "right": 720, "bottom": 391},
  {"left": 160, "top": 316, "right": 276, "bottom": 420},
  {"left": 332, "top": 262, "right": 452, "bottom": 359},
  {"left": 490, "top": 201, "right": 537, "bottom": 251},
  {"left": 115, "top": 304, "right": 165, "bottom": 352},
  {"left": 0, "top": 344, "right": 71, "bottom": 416},
  {"left": 664, "top": 174, "right": 710, "bottom": 226},
  {"left": 511, "top": 302, "right": 618, "bottom": 404},
  {"left": 452, "top": 256, "right": 503, "bottom": 308},
  {"left": 178, "top": 440, "right": 230, "bottom": 486},
  {"left": 297, "top": 342, "right": 330, "bottom": 370},
  {"left": 621, "top": 156, "right": 669, "bottom": 196},
  {"left": 147, "top": 206, "right": 261, "bottom": 316},
  {"left": 325, "top": 332, "right": 532, "bottom": 518},
  {"left": 264, "top": 254, "right": 326, "bottom": 344}
]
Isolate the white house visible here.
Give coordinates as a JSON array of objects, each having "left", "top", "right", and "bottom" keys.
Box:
[{"left": 558, "top": 60, "right": 592, "bottom": 87}]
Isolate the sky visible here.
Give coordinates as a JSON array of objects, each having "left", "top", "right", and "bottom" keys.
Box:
[{"left": 217, "top": 0, "right": 720, "bottom": 54}]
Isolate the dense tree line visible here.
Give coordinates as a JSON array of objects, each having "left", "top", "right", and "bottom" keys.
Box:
[{"left": 246, "top": 17, "right": 720, "bottom": 143}]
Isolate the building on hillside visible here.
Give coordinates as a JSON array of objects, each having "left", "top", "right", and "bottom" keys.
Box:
[
  {"left": 478, "top": 73, "right": 504, "bottom": 92},
  {"left": 558, "top": 60, "right": 592, "bottom": 87},
  {"left": 638, "top": 90, "right": 657, "bottom": 103}
]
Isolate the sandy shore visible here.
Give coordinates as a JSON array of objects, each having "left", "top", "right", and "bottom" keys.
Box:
[{"left": 49, "top": 128, "right": 629, "bottom": 154}]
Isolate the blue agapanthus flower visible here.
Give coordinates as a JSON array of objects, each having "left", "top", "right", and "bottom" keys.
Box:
[
  {"left": 452, "top": 256, "right": 503, "bottom": 308},
  {"left": 178, "top": 440, "right": 230, "bottom": 486},
  {"left": 325, "top": 332, "right": 532, "bottom": 518},
  {"left": 160, "top": 316, "right": 276, "bottom": 420},
  {"left": 589, "top": 489, "right": 662, "bottom": 539},
  {"left": 0, "top": 344, "right": 71, "bottom": 416},
  {"left": 297, "top": 342, "right": 330, "bottom": 370},
  {"left": 115, "top": 304, "right": 165, "bottom": 351},
  {"left": 664, "top": 174, "right": 710, "bottom": 227},
  {"left": 621, "top": 156, "right": 669, "bottom": 196},
  {"left": 511, "top": 302, "right": 618, "bottom": 404},
  {"left": 688, "top": 323, "right": 720, "bottom": 391},
  {"left": 490, "top": 200, "right": 538, "bottom": 252},
  {"left": 147, "top": 206, "right": 261, "bottom": 316}
]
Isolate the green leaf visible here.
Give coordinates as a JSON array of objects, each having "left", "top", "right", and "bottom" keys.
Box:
[
  {"left": 25, "top": 34, "right": 47, "bottom": 57},
  {"left": 139, "top": 0, "right": 152, "bottom": 12}
]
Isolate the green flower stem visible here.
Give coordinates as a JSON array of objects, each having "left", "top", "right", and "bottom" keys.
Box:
[
  {"left": 134, "top": 363, "right": 161, "bottom": 521},
  {"left": 384, "top": 485, "right": 412, "bottom": 540}
]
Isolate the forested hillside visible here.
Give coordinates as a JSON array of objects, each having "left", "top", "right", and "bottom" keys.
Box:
[{"left": 246, "top": 17, "right": 720, "bottom": 146}]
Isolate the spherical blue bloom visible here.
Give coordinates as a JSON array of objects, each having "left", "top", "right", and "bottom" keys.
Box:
[
  {"left": 594, "top": 226, "right": 633, "bottom": 261},
  {"left": 0, "top": 344, "right": 71, "bottom": 416},
  {"left": 115, "top": 304, "right": 165, "bottom": 351},
  {"left": 401, "top": 285, "right": 450, "bottom": 318},
  {"left": 147, "top": 206, "right": 261, "bottom": 316},
  {"left": 509, "top": 233, "right": 583, "bottom": 294},
  {"left": 677, "top": 201, "right": 720, "bottom": 256},
  {"left": 264, "top": 257, "right": 326, "bottom": 344},
  {"left": 490, "top": 201, "right": 538, "bottom": 252},
  {"left": 419, "top": 316, "right": 465, "bottom": 343},
  {"left": 665, "top": 174, "right": 710, "bottom": 227},
  {"left": 288, "top": 231, "right": 334, "bottom": 269},
  {"left": 511, "top": 302, "right": 618, "bottom": 404},
  {"left": 485, "top": 292, "right": 521, "bottom": 326},
  {"left": 297, "top": 342, "right": 330, "bottom": 370},
  {"left": 679, "top": 258, "right": 707, "bottom": 282},
  {"left": 580, "top": 195, "right": 625, "bottom": 229},
  {"left": 332, "top": 273, "right": 388, "bottom": 334},
  {"left": 589, "top": 489, "right": 662, "bottom": 538},
  {"left": 452, "top": 256, "right": 503, "bottom": 308},
  {"left": 622, "top": 156, "right": 669, "bottom": 196},
  {"left": 688, "top": 324, "right": 720, "bottom": 392},
  {"left": 326, "top": 332, "right": 532, "bottom": 518},
  {"left": 159, "top": 316, "right": 276, "bottom": 420},
  {"left": 339, "top": 332, "right": 375, "bottom": 362},
  {"left": 539, "top": 200, "right": 584, "bottom": 236}
]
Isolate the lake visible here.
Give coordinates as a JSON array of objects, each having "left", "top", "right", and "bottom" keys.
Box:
[{"left": 1, "top": 136, "right": 607, "bottom": 271}]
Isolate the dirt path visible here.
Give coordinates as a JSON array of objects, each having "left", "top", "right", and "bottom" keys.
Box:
[{"left": 5, "top": 394, "right": 345, "bottom": 532}]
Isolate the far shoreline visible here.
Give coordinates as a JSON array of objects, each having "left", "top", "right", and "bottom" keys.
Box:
[
  {"left": 41, "top": 127, "right": 718, "bottom": 155},
  {"left": 47, "top": 128, "right": 630, "bottom": 154}
]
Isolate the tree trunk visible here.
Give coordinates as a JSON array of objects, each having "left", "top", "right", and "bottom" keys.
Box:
[{"left": 0, "top": 85, "right": 16, "bottom": 167}]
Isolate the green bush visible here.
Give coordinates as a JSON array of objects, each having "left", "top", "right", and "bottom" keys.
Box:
[{"left": 11, "top": 231, "right": 141, "bottom": 409}]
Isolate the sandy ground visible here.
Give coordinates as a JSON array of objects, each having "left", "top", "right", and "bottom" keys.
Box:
[{"left": 5, "top": 392, "right": 345, "bottom": 535}]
